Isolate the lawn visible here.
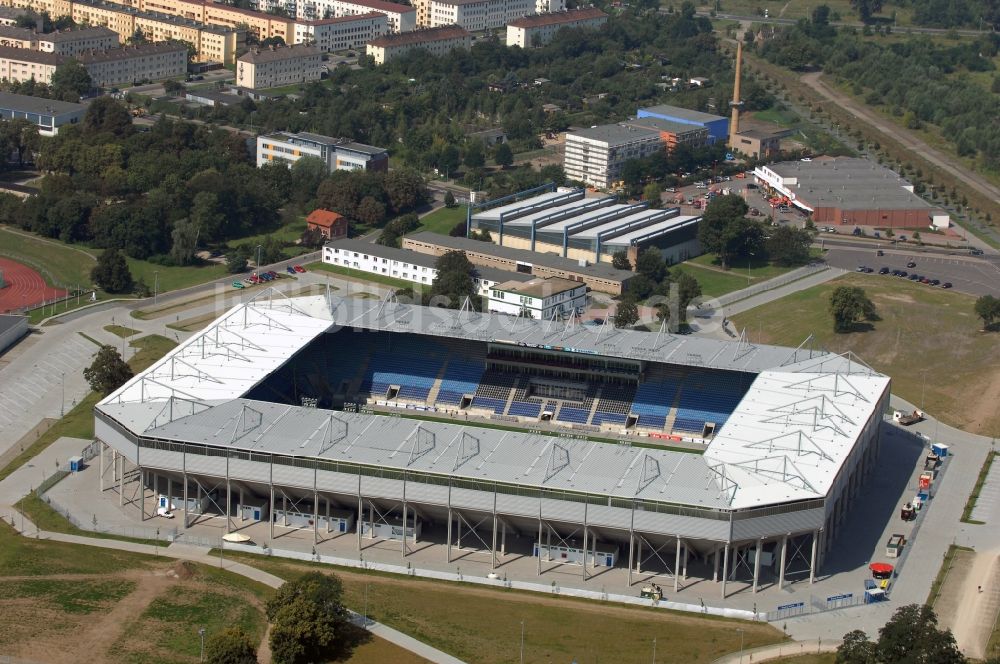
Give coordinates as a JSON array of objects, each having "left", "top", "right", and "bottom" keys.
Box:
[
  {"left": 229, "top": 557, "right": 786, "bottom": 664},
  {"left": 104, "top": 324, "right": 139, "bottom": 338},
  {"left": 730, "top": 273, "right": 1000, "bottom": 435},
  {"left": 348, "top": 636, "right": 430, "bottom": 663},
  {"left": 0, "top": 226, "right": 96, "bottom": 288},
  {"left": 126, "top": 257, "right": 230, "bottom": 294},
  {"left": 0, "top": 334, "right": 177, "bottom": 484},
  {"left": 225, "top": 218, "right": 311, "bottom": 259},
  {"left": 675, "top": 254, "right": 805, "bottom": 299},
  {"left": 0, "top": 520, "right": 151, "bottom": 577},
  {"left": 416, "top": 205, "right": 467, "bottom": 236}
]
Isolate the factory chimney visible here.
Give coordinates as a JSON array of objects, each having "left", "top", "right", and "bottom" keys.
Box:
[{"left": 728, "top": 41, "right": 744, "bottom": 149}]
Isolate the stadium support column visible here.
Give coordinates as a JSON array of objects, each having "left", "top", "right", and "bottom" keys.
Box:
[
  {"left": 753, "top": 538, "right": 762, "bottom": 593},
  {"left": 581, "top": 502, "right": 589, "bottom": 581},
  {"left": 491, "top": 487, "right": 499, "bottom": 573},
  {"left": 683, "top": 541, "right": 688, "bottom": 580},
  {"left": 809, "top": 529, "right": 818, "bottom": 584},
  {"left": 536, "top": 517, "right": 543, "bottom": 576},
  {"left": 356, "top": 474, "right": 362, "bottom": 552},
  {"left": 225, "top": 455, "right": 231, "bottom": 534},
  {"left": 627, "top": 503, "right": 636, "bottom": 587},
  {"left": 713, "top": 544, "right": 719, "bottom": 582},
  {"left": 401, "top": 473, "right": 408, "bottom": 560},
  {"left": 99, "top": 443, "right": 104, "bottom": 492},
  {"left": 446, "top": 482, "right": 452, "bottom": 563},
  {"left": 721, "top": 544, "right": 730, "bottom": 599},
  {"left": 313, "top": 467, "right": 319, "bottom": 545},
  {"left": 778, "top": 534, "right": 788, "bottom": 590},
  {"left": 118, "top": 453, "right": 124, "bottom": 507},
  {"left": 268, "top": 457, "right": 275, "bottom": 544},
  {"left": 182, "top": 448, "right": 188, "bottom": 530},
  {"left": 674, "top": 535, "right": 681, "bottom": 592}
]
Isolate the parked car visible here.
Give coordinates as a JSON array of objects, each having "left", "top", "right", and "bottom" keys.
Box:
[
  {"left": 232, "top": 281, "right": 245, "bottom": 289},
  {"left": 876, "top": 250, "right": 884, "bottom": 256},
  {"left": 897, "top": 270, "right": 908, "bottom": 278},
  {"left": 243, "top": 278, "right": 254, "bottom": 285},
  {"left": 906, "top": 261, "right": 917, "bottom": 268},
  {"left": 286, "top": 266, "right": 297, "bottom": 275},
  {"left": 293, "top": 265, "right": 306, "bottom": 273},
  {"left": 929, "top": 279, "right": 940, "bottom": 286},
  {"left": 942, "top": 282, "right": 953, "bottom": 288},
  {"left": 856, "top": 266, "right": 868, "bottom": 272},
  {"left": 879, "top": 267, "right": 890, "bottom": 275},
  {"left": 267, "top": 270, "right": 279, "bottom": 278},
  {"left": 908, "top": 274, "right": 921, "bottom": 281},
  {"left": 969, "top": 248, "right": 984, "bottom": 256}
]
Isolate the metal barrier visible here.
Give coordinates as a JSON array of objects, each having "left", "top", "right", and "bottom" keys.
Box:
[{"left": 715, "top": 263, "right": 830, "bottom": 308}]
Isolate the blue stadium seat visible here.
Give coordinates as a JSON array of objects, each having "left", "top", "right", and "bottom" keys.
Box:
[
  {"left": 557, "top": 407, "right": 590, "bottom": 424},
  {"left": 508, "top": 401, "right": 542, "bottom": 418}
]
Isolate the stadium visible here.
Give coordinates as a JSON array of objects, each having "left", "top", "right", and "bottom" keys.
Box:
[{"left": 93, "top": 290, "right": 889, "bottom": 599}]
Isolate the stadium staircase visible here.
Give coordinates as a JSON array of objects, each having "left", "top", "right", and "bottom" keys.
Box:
[
  {"left": 587, "top": 386, "right": 603, "bottom": 424},
  {"left": 425, "top": 361, "right": 450, "bottom": 405},
  {"left": 662, "top": 389, "right": 682, "bottom": 433}
]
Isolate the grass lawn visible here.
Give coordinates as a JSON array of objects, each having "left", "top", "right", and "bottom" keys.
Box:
[
  {"left": 416, "top": 205, "right": 467, "bottom": 236},
  {"left": 731, "top": 274, "right": 1000, "bottom": 435},
  {"left": 226, "top": 218, "right": 311, "bottom": 259},
  {"left": 767, "top": 655, "right": 836, "bottom": 664},
  {"left": 104, "top": 324, "right": 139, "bottom": 338},
  {"left": 0, "top": 520, "right": 152, "bottom": 577},
  {"left": 348, "top": 636, "right": 430, "bottom": 663},
  {"left": 0, "top": 226, "right": 96, "bottom": 288},
  {"left": 126, "top": 257, "right": 230, "bottom": 294},
  {"left": 312, "top": 261, "right": 418, "bottom": 291},
  {"left": 675, "top": 263, "right": 753, "bottom": 299},
  {"left": 0, "top": 334, "right": 177, "bottom": 484},
  {"left": 229, "top": 557, "right": 786, "bottom": 664}
]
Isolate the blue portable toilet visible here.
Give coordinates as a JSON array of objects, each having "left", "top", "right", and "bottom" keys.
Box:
[
  {"left": 931, "top": 443, "right": 949, "bottom": 457},
  {"left": 68, "top": 456, "right": 84, "bottom": 473}
]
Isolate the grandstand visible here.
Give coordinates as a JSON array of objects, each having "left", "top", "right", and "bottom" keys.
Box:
[{"left": 93, "top": 291, "right": 891, "bottom": 599}]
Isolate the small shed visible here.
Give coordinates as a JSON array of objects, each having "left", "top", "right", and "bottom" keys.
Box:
[
  {"left": 68, "top": 456, "right": 84, "bottom": 473},
  {"left": 306, "top": 209, "right": 348, "bottom": 240}
]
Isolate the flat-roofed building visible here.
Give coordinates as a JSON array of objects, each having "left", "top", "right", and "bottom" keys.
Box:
[
  {"left": 236, "top": 43, "right": 321, "bottom": 89},
  {"left": 37, "top": 26, "right": 118, "bottom": 54},
  {"left": 753, "top": 157, "right": 951, "bottom": 229},
  {"left": 256, "top": 131, "right": 389, "bottom": 172},
  {"left": 731, "top": 127, "right": 787, "bottom": 160},
  {"left": 637, "top": 103, "right": 729, "bottom": 144},
  {"left": 295, "top": 12, "right": 387, "bottom": 51},
  {"left": 486, "top": 276, "right": 587, "bottom": 319},
  {"left": 78, "top": 40, "right": 186, "bottom": 86},
  {"left": 0, "top": 90, "right": 84, "bottom": 135},
  {"left": 564, "top": 123, "right": 662, "bottom": 190},
  {"left": 505, "top": 7, "right": 605, "bottom": 48},
  {"left": 365, "top": 23, "right": 468, "bottom": 64},
  {"left": 252, "top": 0, "right": 415, "bottom": 32},
  {"left": 624, "top": 116, "right": 709, "bottom": 152}
]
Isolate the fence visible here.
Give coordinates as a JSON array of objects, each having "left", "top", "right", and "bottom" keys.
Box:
[{"left": 714, "top": 263, "right": 831, "bottom": 308}]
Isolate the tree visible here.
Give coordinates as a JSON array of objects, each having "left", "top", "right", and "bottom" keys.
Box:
[
  {"left": 674, "top": 271, "right": 702, "bottom": 322},
  {"left": 266, "top": 572, "right": 366, "bottom": 664},
  {"left": 430, "top": 250, "right": 477, "bottom": 308},
  {"left": 169, "top": 217, "right": 200, "bottom": 265},
  {"left": 205, "top": 627, "right": 258, "bottom": 664},
  {"left": 612, "top": 250, "right": 632, "bottom": 271},
  {"left": 377, "top": 213, "right": 420, "bottom": 248},
  {"left": 876, "top": 604, "right": 964, "bottom": 664},
  {"left": 494, "top": 142, "right": 513, "bottom": 169},
  {"left": 635, "top": 247, "right": 667, "bottom": 284},
  {"left": 190, "top": 191, "right": 227, "bottom": 242},
  {"left": 83, "top": 97, "right": 133, "bottom": 137},
  {"left": 850, "top": 0, "right": 883, "bottom": 22},
  {"left": 356, "top": 196, "right": 387, "bottom": 227},
  {"left": 614, "top": 297, "right": 640, "bottom": 328},
  {"left": 643, "top": 182, "right": 662, "bottom": 208},
  {"left": 836, "top": 630, "right": 877, "bottom": 664},
  {"left": 829, "top": 285, "right": 877, "bottom": 332},
  {"left": 83, "top": 345, "right": 134, "bottom": 396},
  {"left": 974, "top": 295, "right": 1000, "bottom": 329},
  {"left": 226, "top": 246, "right": 249, "bottom": 273},
  {"left": 443, "top": 191, "right": 456, "bottom": 208},
  {"left": 299, "top": 226, "right": 325, "bottom": 249},
  {"left": 463, "top": 141, "right": 485, "bottom": 170},
  {"left": 766, "top": 225, "right": 813, "bottom": 266},
  {"left": 91, "top": 247, "right": 134, "bottom": 293},
  {"left": 50, "top": 59, "right": 92, "bottom": 100},
  {"left": 698, "top": 195, "right": 751, "bottom": 268}
]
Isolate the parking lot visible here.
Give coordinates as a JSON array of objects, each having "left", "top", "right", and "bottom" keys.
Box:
[
  {"left": 824, "top": 246, "right": 1000, "bottom": 297},
  {"left": 666, "top": 176, "right": 810, "bottom": 227}
]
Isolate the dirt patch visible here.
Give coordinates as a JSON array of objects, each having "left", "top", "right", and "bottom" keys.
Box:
[
  {"left": 948, "top": 550, "right": 1000, "bottom": 660},
  {"left": 169, "top": 560, "right": 197, "bottom": 580},
  {"left": 875, "top": 293, "right": 916, "bottom": 304}
]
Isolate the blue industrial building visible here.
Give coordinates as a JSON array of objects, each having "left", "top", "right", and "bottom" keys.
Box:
[{"left": 637, "top": 104, "right": 729, "bottom": 144}]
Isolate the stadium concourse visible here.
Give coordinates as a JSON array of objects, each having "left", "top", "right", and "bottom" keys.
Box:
[{"left": 92, "top": 289, "right": 889, "bottom": 601}]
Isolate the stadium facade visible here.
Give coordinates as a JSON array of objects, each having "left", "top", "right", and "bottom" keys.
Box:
[{"left": 94, "top": 291, "right": 889, "bottom": 598}]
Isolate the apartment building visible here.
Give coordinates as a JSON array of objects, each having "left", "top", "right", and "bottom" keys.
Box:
[
  {"left": 0, "top": 6, "right": 25, "bottom": 25},
  {"left": 563, "top": 123, "right": 663, "bottom": 189},
  {"left": 415, "top": 0, "right": 559, "bottom": 27},
  {"left": 236, "top": 43, "right": 321, "bottom": 89},
  {"left": 294, "top": 12, "right": 386, "bottom": 51},
  {"left": 256, "top": 131, "right": 388, "bottom": 172},
  {"left": 38, "top": 26, "right": 118, "bottom": 53},
  {"left": 505, "top": 7, "right": 605, "bottom": 48},
  {"left": 0, "top": 25, "right": 35, "bottom": 47},
  {"left": 78, "top": 41, "right": 186, "bottom": 86},
  {"left": 0, "top": 45, "right": 57, "bottom": 83},
  {"left": 366, "top": 24, "right": 468, "bottom": 64},
  {"left": 252, "top": 0, "right": 414, "bottom": 32}
]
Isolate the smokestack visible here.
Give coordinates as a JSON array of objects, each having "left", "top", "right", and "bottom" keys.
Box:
[{"left": 728, "top": 41, "right": 744, "bottom": 150}]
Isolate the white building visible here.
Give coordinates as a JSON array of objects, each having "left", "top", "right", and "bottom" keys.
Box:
[
  {"left": 366, "top": 24, "right": 469, "bottom": 65},
  {"left": 38, "top": 26, "right": 120, "bottom": 55},
  {"left": 323, "top": 238, "right": 531, "bottom": 294},
  {"left": 261, "top": 0, "right": 416, "bottom": 32},
  {"left": 424, "top": 0, "right": 560, "bottom": 31},
  {"left": 294, "top": 12, "right": 387, "bottom": 51},
  {"left": 487, "top": 277, "right": 587, "bottom": 320},
  {"left": 563, "top": 123, "right": 663, "bottom": 189},
  {"left": 257, "top": 131, "right": 389, "bottom": 172},
  {"left": 505, "top": 7, "right": 606, "bottom": 48},
  {"left": 236, "top": 44, "right": 323, "bottom": 89}
]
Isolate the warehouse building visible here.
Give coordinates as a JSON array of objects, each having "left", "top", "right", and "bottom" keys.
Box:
[
  {"left": 0, "top": 91, "right": 84, "bottom": 135},
  {"left": 402, "top": 230, "right": 636, "bottom": 295},
  {"left": 637, "top": 104, "right": 729, "bottom": 144},
  {"left": 365, "top": 24, "right": 469, "bottom": 64},
  {"left": 461, "top": 187, "right": 701, "bottom": 267},
  {"left": 256, "top": 131, "right": 388, "bottom": 172},
  {"left": 323, "top": 237, "right": 532, "bottom": 294},
  {"left": 753, "top": 158, "right": 951, "bottom": 229}
]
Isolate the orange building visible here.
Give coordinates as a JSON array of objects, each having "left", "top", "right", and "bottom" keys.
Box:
[{"left": 306, "top": 209, "right": 348, "bottom": 239}]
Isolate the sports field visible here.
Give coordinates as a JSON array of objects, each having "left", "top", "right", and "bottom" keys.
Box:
[{"left": 730, "top": 273, "right": 1000, "bottom": 435}]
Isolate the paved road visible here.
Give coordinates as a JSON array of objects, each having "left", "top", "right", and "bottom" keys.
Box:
[
  {"left": 800, "top": 72, "right": 1000, "bottom": 210},
  {"left": 696, "top": 10, "right": 994, "bottom": 36},
  {"left": 825, "top": 246, "right": 1000, "bottom": 297}
]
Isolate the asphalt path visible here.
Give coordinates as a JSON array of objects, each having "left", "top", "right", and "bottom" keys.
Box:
[{"left": 825, "top": 245, "right": 1000, "bottom": 297}]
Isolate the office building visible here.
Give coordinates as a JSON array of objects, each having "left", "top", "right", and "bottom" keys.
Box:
[
  {"left": 256, "top": 131, "right": 388, "bottom": 172},
  {"left": 563, "top": 123, "right": 663, "bottom": 190},
  {"left": 486, "top": 277, "right": 587, "bottom": 320}
]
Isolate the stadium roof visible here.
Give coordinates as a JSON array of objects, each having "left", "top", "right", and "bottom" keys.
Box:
[{"left": 97, "top": 294, "right": 889, "bottom": 511}]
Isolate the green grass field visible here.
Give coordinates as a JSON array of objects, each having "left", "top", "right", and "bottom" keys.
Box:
[
  {"left": 312, "top": 261, "right": 417, "bottom": 291},
  {"left": 104, "top": 325, "right": 139, "bottom": 338},
  {"left": 676, "top": 254, "right": 806, "bottom": 299},
  {"left": 125, "top": 257, "right": 230, "bottom": 294},
  {"left": 416, "top": 206, "right": 467, "bottom": 236},
  {"left": 230, "top": 558, "right": 786, "bottom": 664},
  {"left": 0, "top": 520, "right": 152, "bottom": 577},
  {"left": 0, "top": 226, "right": 96, "bottom": 288},
  {"left": 0, "top": 335, "right": 177, "bottom": 484},
  {"left": 225, "top": 218, "right": 311, "bottom": 259},
  {"left": 730, "top": 273, "right": 1000, "bottom": 435}
]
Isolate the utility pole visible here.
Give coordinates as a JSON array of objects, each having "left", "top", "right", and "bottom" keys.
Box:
[{"left": 520, "top": 620, "right": 525, "bottom": 664}]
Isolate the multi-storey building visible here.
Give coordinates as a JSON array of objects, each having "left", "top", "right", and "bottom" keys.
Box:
[
  {"left": 563, "top": 124, "right": 663, "bottom": 189},
  {"left": 0, "top": 45, "right": 57, "bottom": 82},
  {"left": 252, "top": 0, "right": 414, "bottom": 32},
  {"left": 486, "top": 277, "right": 587, "bottom": 320},
  {"left": 38, "top": 25, "right": 119, "bottom": 53},
  {"left": 415, "top": 0, "right": 559, "bottom": 27},
  {"left": 256, "top": 131, "right": 388, "bottom": 172},
  {"left": 505, "top": 7, "right": 605, "bottom": 48},
  {"left": 365, "top": 23, "right": 468, "bottom": 64},
  {"left": 0, "top": 25, "right": 36, "bottom": 47},
  {"left": 236, "top": 43, "right": 321, "bottom": 89},
  {"left": 0, "top": 40, "right": 186, "bottom": 86},
  {"left": 294, "top": 12, "right": 386, "bottom": 51}
]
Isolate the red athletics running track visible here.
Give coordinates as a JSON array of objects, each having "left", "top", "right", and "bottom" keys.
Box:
[{"left": 0, "top": 257, "right": 67, "bottom": 313}]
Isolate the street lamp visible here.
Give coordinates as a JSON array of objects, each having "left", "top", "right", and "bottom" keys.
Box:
[
  {"left": 153, "top": 270, "right": 159, "bottom": 306},
  {"left": 520, "top": 620, "right": 525, "bottom": 664},
  {"left": 198, "top": 627, "right": 206, "bottom": 661},
  {"left": 363, "top": 582, "right": 369, "bottom": 627},
  {"left": 60, "top": 372, "right": 65, "bottom": 417},
  {"left": 737, "top": 628, "right": 745, "bottom": 663},
  {"left": 256, "top": 244, "right": 263, "bottom": 276}
]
